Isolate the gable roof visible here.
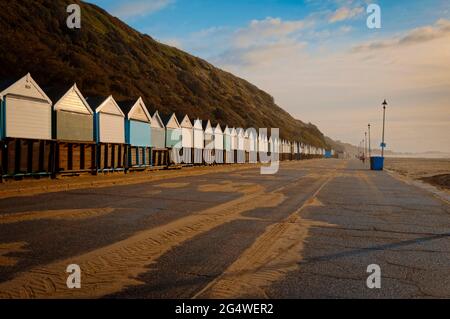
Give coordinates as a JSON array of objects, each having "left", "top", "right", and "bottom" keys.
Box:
[
  {"left": 213, "top": 123, "right": 222, "bottom": 134},
  {"left": 151, "top": 111, "right": 165, "bottom": 128},
  {"left": 202, "top": 120, "right": 212, "bottom": 131},
  {"left": 50, "top": 84, "right": 93, "bottom": 115},
  {"left": 160, "top": 113, "right": 180, "bottom": 129},
  {"left": 193, "top": 118, "right": 203, "bottom": 129},
  {"left": 177, "top": 113, "right": 193, "bottom": 128},
  {"left": 223, "top": 126, "right": 231, "bottom": 135},
  {"left": 86, "top": 95, "right": 124, "bottom": 117},
  {"left": 118, "top": 97, "right": 151, "bottom": 123},
  {"left": 0, "top": 73, "right": 52, "bottom": 104}
]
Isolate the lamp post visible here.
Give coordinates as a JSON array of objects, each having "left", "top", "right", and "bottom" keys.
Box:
[
  {"left": 368, "top": 124, "right": 371, "bottom": 158},
  {"left": 381, "top": 100, "right": 388, "bottom": 157},
  {"left": 365, "top": 132, "right": 367, "bottom": 160}
]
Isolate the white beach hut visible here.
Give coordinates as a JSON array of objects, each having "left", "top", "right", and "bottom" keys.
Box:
[
  {"left": 203, "top": 120, "right": 214, "bottom": 164},
  {"left": 178, "top": 114, "right": 194, "bottom": 165},
  {"left": 0, "top": 73, "right": 54, "bottom": 177},
  {"left": 193, "top": 119, "right": 204, "bottom": 164},
  {"left": 223, "top": 126, "right": 233, "bottom": 164},
  {"left": 236, "top": 128, "right": 246, "bottom": 164},
  {"left": 213, "top": 123, "right": 224, "bottom": 164},
  {"left": 88, "top": 96, "right": 126, "bottom": 172},
  {"left": 0, "top": 73, "right": 52, "bottom": 141},
  {"left": 246, "top": 128, "right": 257, "bottom": 163}
]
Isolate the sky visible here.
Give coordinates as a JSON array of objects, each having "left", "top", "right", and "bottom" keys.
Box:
[{"left": 88, "top": 0, "right": 450, "bottom": 153}]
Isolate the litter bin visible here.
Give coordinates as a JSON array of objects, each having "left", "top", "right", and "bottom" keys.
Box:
[{"left": 370, "top": 156, "right": 384, "bottom": 171}]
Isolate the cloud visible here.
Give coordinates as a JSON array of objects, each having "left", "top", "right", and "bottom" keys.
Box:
[
  {"left": 111, "top": 0, "right": 173, "bottom": 20},
  {"left": 329, "top": 6, "right": 364, "bottom": 23},
  {"left": 234, "top": 17, "right": 311, "bottom": 48},
  {"left": 353, "top": 19, "right": 450, "bottom": 52},
  {"left": 211, "top": 18, "right": 450, "bottom": 152}
]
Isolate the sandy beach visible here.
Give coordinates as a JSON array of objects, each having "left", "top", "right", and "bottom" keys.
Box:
[{"left": 385, "top": 157, "right": 450, "bottom": 190}]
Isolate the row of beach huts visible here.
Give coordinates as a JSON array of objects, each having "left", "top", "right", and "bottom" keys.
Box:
[{"left": 0, "top": 73, "right": 335, "bottom": 181}]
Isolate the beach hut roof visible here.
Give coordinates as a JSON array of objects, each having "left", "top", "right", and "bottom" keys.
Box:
[
  {"left": 151, "top": 111, "right": 165, "bottom": 128},
  {"left": 193, "top": 118, "right": 203, "bottom": 129},
  {"left": 177, "top": 113, "right": 193, "bottom": 128},
  {"left": 0, "top": 73, "right": 52, "bottom": 104},
  {"left": 160, "top": 112, "right": 180, "bottom": 129},
  {"left": 86, "top": 95, "right": 124, "bottom": 117},
  {"left": 118, "top": 97, "right": 151, "bottom": 123},
  {"left": 202, "top": 120, "right": 212, "bottom": 131},
  {"left": 212, "top": 123, "right": 222, "bottom": 133},
  {"left": 48, "top": 84, "right": 93, "bottom": 115}
]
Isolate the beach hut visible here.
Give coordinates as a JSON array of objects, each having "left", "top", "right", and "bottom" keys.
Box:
[
  {"left": 244, "top": 130, "right": 250, "bottom": 163},
  {"left": 274, "top": 137, "right": 280, "bottom": 161},
  {"left": 213, "top": 123, "right": 224, "bottom": 164},
  {"left": 0, "top": 73, "right": 54, "bottom": 178},
  {"left": 161, "top": 113, "right": 182, "bottom": 165},
  {"left": 151, "top": 111, "right": 168, "bottom": 167},
  {"left": 236, "top": 128, "right": 246, "bottom": 164},
  {"left": 88, "top": 96, "right": 127, "bottom": 172},
  {"left": 299, "top": 143, "right": 304, "bottom": 159},
  {"left": 230, "top": 127, "right": 237, "bottom": 164},
  {"left": 223, "top": 126, "right": 233, "bottom": 164},
  {"left": 246, "top": 128, "right": 257, "bottom": 163},
  {"left": 118, "top": 97, "right": 152, "bottom": 170},
  {"left": 178, "top": 114, "right": 194, "bottom": 165},
  {"left": 193, "top": 119, "right": 204, "bottom": 164},
  {"left": 291, "top": 141, "right": 296, "bottom": 161},
  {"left": 258, "top": 132, "right": 265, "bottom": 163},
  {"left": 50, "top": 84, "right": 96, "bottom": 175},
  {"left": 203, "top": 120, "right": 214, "bottom": 164},
  {"left": 258, "top": 132, "right": 270, "bottom": 163}
]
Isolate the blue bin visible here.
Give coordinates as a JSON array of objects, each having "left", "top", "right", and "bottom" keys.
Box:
[{"left": 370, "top": 157, "right": 384, "bottom": 171}]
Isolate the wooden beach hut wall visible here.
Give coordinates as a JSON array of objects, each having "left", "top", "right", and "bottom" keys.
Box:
[
  {"left": 236, "top": 128, "right": 246, "bottom": 164},
  {"left": 178, "top": 114, "right": 194, "bottom": 165},
  {"left": 193, "top": 119, "right": 204, "bottom": 164},
  {"left": 223, "top": 126, "right": 234, "bottom": 164},
  {"left": 119, "top": 97, "right": 152, "bottom": 170},
  {"left": 246, "top": 128, "right": 257, "bottom": 163},
  {"left": 0, "top": 73, "right": 55, "bottom": 178},
  {"left": 203, "top": 120, "right": 214, "bottom": 164},
  {"left": 213, "top": 123, "right": 224, "bottom": 164},
  {"left": 230, "top": 127, "right": 237, "bottom": 164},
  {"left": 50, "top": 84, "right": 96, "bottom": 175},
  {"left": 88, "top": 96, "right": 127, "bottom": 172},
  {"left": 161, "top": 113, "right": 182, "bottom": 165},
  {"left": 151, "top": 111, "right": 168, "bottom": 167}
]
